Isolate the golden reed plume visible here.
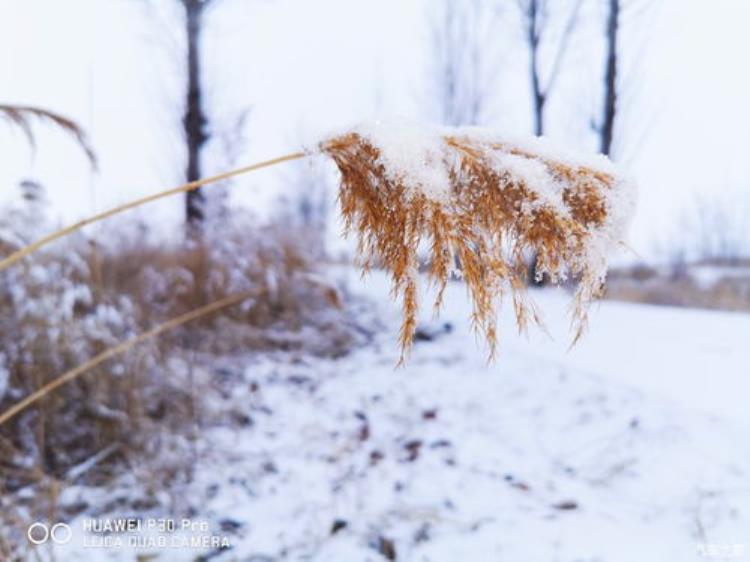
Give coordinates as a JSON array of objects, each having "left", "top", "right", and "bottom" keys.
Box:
[{"left": 320, "top": 123, "right": 635, "bottom": 361}]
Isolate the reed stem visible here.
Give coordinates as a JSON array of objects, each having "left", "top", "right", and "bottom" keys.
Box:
[{"left": 0, "top": 151, "right": 308, "bottom": 273}]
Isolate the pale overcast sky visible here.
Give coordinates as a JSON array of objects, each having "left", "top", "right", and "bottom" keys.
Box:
[{"left": 1, "top": 0, "right": 749, "bottom": 258}]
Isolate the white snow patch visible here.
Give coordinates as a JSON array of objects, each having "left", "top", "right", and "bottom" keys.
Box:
[
  {"left": 491, "top": 150, "right": 570, "bottom": 217},
  {"left": 353, "top": 120, "right": 453, "bottom": 202},
  {"left": 51, "top": 269, "right": 750, "bottom": 562}
]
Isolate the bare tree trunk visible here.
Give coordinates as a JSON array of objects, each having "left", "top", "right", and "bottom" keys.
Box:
[
  {"left": 527, "top": 0, "right": 545, "bottom": 136},
  {"left": 530, "top": 54, "right": 545, "bottom": 136},
  {"left": 600, "top": 0, "right": 619, "bottom": 156},
  {"left": 183, "top": 0, "right": 210, "bottom": 232}
]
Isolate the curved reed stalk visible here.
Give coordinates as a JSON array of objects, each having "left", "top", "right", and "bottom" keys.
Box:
[
  {"left": 0, "top": 151, "right": 307, "bottom": 273},
  {"left": 0, "top": 291, "right": 254, "bottom": 427}
]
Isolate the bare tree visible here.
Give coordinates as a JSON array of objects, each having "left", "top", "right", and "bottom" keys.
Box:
[
  {"left": 429, "top": 0, "right": 496, "bottom": 127},
  {"left": 599, "top": 0, "right": 619, "bottom": 156},
  {"left": 597, "top": 0, "right": 660, "bottom": 165},
  {"left": 141, "top": 0, "right": 251, "bottom": 232},
  {"left": 181, "top": 0, "right": 213, "bottom": 232},
  {"left": 516, "top": 0, "right": 582, "bottom": 136}
]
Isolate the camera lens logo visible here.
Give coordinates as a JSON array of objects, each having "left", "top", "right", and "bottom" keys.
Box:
[{"left": 27, "top": 522, "right": 72, "bottom": 545}]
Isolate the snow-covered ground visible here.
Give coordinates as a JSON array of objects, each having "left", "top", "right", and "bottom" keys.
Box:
[{"left": 51, "top": 269, "right": 750, "bottom": 561}]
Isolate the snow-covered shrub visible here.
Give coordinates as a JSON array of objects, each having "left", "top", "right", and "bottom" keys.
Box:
[
  {"left": 93, "top": 212, "right": 353, "bottom": 355},
  {"left": 0, "top": 189, "right": 355, "bottom": 469},
  {"left": 321, "top": 122, "right": 636, "bottom": 359},
  {"left": 0, "top": 186, "right": 143, "bottom": 559},
  {"left": 0, "top": 185, "right": 358, "bottom": 558},
  {"left": 0, "top": 184, "right": 143, "bottom": 472}
]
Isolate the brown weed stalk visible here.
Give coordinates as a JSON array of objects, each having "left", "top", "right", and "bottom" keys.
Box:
[
  {"left": 321, "top": 128, "right": 633, "bottom": 360},
  {"left": 0, "top": 104, "right": 97, "bottom": 166}
]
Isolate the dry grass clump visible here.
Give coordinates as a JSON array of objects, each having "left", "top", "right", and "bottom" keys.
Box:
[
  {"left": 321, "top": 124, "right": 635, "bottom": 359},
  {"left": 0, "top": 191, "right": 354, "bottom": 559},
  {"left": 0, "top": 212, "right": 350, "bottom": 472},
  {"left": 94, "top": 219, "right": 349, "bottom": 354}
]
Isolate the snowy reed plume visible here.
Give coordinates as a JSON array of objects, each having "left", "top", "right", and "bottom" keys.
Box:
[{"left": 321, "top": 122, "right": 636, "bottom": 360}]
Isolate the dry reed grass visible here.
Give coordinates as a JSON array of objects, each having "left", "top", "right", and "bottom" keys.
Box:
[
  {"left": 0, "top": 122, "right": 632, "bottom": 363},
  {"left": 0, "top": 104, "right": 97, "bottom": 166},
  {"left": 320, "top": 128, "right": 632, "bottom": 360},
  {"left": 0, "top": 291, "right": 253, "bottom": 427},
  {"left": 0, "top": 217, "right": 351, "bottom": 449},
  {"left": 0, "top": 213, "right": 354, "bottom": 558}
]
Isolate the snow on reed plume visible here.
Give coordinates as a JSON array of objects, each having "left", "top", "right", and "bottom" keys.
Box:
[{"left": 320, "top": 122, "right": 636, "bottom": 360}]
